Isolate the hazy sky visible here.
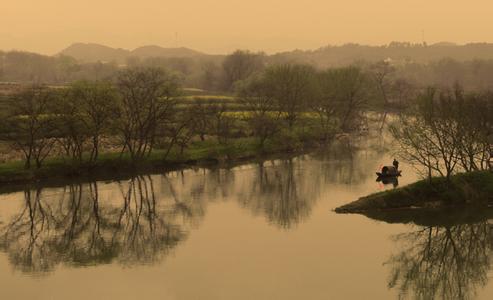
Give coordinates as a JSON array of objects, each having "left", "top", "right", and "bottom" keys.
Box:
[{"left": 1, "top": 0, "right": 492, "bottom": 55}]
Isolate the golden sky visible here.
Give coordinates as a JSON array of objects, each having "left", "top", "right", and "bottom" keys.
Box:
[{"left": 1, "top": 0, "right": 492, "bottom": 55}]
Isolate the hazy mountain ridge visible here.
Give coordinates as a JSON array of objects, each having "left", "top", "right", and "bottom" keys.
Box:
[
  {"left": 4, "top": 42, "right": 493, "bottom": 89},
  {"left": 57, "top": 42, "right": 493, "bottom": 65},
  {"left": 270, "top": 42, "right": 493, "bottom": 67},
  {"left": 59, "top": 43, "right": 129, "bottom": 62},
  {"left": 60, "top": 43, "right": 206, "bottom": 63},
  {"left": 131, "top": 45, "right": 204, "bottom": 58}
]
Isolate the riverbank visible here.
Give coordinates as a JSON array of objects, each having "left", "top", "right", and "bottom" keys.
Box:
[
  {"left": 0, "top": 137, "right": 317, "bottom": 189},
  {"left": 335, "top": 171, "right": 493, "bottom": 213}
]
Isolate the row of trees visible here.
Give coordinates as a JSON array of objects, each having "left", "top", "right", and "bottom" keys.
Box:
[
  {"left": 7, "top": 47, "right": 493, "bottom": 94},
  {"left": 4, "top": 63, "right": 490, "bottom": 172},
  {"left": 238, "top": 64, "right": 371, "bottom": 145},
  {"left": 391, "top": 85, "right": 493, "bottom": 180},
  {"left": 1, "top": 67, "right": 183, "bottom": 168},
  {"left": 1, "top": 63, "right": 377, "bottom": 170},
  {"left": 0, "top": 49, "right": 265, "bottom": 91}
]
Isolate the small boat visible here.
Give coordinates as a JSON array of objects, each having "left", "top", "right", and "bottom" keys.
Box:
[
  {"left": 376, "top": 166, "right": 402, "bottom": 178},
  {"left": 376, "top": 171, "right": 402, "bottom": 177}
]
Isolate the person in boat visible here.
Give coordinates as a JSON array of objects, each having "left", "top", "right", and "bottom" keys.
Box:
[
  {"left": 392, "top": 158, "right": 399, "bottom": 170},
  {"left": 379, "top": 165, "right": 400, "bottom": 177}
]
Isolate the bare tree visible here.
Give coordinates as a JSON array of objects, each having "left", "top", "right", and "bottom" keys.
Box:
[
  {"left": 187, "top": 99, "right": 215, "bottom": 141},
  {"left": 222, "top": 50, "right": 264, "bottom": 91},
  {"left": 390, "top": 88, "right": 462, "bottom": 181},
  {"left": 237, "top": 75, "right": 281, "bottom": 148},
  {"left": 209, "top": 103, "right": 235, "bottom": 145},
  {"left": 451, "top": 88, "right": 493, "bottom": 172},
  {"left": 328, "top": 66, "right": 368, "bottom": 132},
  {"left": 70, "top": 80, "right": 118, "bottom": 163},
  {"left": 264, "top": 64, "right": 317, "bottom": 129},
  {"left": 391, "top": 78, "right": 415, "bottom": 109},
  {"left": 370, "top": 60, "right": 395, "bottom": 106},
  {"left": 200, "top": 61, "right": 221, "bottom": 91},
  {"left": 369, "top": 61, "right": 397, "bottom": 130},
  {"left": 313, "top": 66, "right": 373, "bottom": 139},
  {"left": 52, "top": 88, "right": 88, "bottom": 164},
  {"left": 2, "top": 86, "right": 56, "bottom": 169},
  {"left": 116, "top": 67, "right": 180, "bottom": 162}
]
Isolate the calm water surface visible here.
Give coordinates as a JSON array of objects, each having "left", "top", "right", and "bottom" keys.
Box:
[{"left": 0, "top": 141, "right": 492, "bottom": 300}]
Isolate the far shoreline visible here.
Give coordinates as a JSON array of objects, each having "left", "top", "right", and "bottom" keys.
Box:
[{"left": 0, "top": 138, "right": 322, "bottom": 194}]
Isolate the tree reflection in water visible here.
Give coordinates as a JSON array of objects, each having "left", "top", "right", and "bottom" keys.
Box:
[
  {"left": 387, "top": 221, "right": 493, "bottom": 300},
  {"left": 0, "top": 175, "right": 203, "bottom": 273},
  {"left": 236, "top": 142, "right": 377, "bottom": 229},
  {"left": 0, "top": 144, "right": 380, "bottom": 273},
  {"left": 310, "top": 140, "right": 379, "bottom": 186},
  {"left": 238, "top": 159, "right": 315, "bottom": 229}
]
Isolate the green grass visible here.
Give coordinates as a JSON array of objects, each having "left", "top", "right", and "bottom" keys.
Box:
[
  {"left": 0, "top": 160, "right": 29, "bottom": 177},
  {"left": 0, "top": 136, "right": 306, "bottom": 185},
  {"left": 179, "top": 95, "right": 236, "bottom": 101},
  {"left": 335, "top": 171, "right": 493, "bottom": 213},
  {"left": 180, "top": 88, "right": 228, "bottom": 97},
  {"left": 0, "top": 113, "right": 335, "bottom": 185}
]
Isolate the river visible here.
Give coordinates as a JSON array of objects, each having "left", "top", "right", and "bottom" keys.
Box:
[{"left": 0, "top": 138, "right": 492, "bottom": 300}]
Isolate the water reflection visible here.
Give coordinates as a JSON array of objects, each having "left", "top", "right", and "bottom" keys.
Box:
[
  {"left": 0, "top": 176, "right": 201, "bottom": 273},
  {"left": 0, "top": 141, "right": 382, "bottom": 274},
  {"left": 377, "top": 210, "right": 493, "bottom": 300},
  {"left": 237, "top": 142, "right": 376, "bottom": 229},
  {"left": 310, "top": 141, "right": 377, "bottom": 186},
  {"left": 0, "top": 159, "right": 324, "bottom": 272},
  {"left": 238, "top": 159, "right": 315, "bottom": 229}
]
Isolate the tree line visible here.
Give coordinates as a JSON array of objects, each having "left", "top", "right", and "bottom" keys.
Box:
[
  {"left": 4, "top": 47, "right": 493, "bottom": 93},
  {"left": 391, "top": 84, "right": 493, "bottom": 181},
  {"left": 0, "top": 63, "right": 377, "bottom": 169},
  {"left": 2, "top": 62, "right": 492, "bottom": 173}
]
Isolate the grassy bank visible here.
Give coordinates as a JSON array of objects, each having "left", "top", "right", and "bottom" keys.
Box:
[
  {"left": 335, "top": 171, "right": 493, "bottom": 213},
  {"left": 0, "top": 137, "right": 310, "bottom": 186}
]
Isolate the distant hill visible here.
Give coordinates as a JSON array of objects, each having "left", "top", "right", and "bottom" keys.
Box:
[
  {"left": 269, "top": 42, "right": 493, "bottom": 67},
  {"left": 59, "top": 43, "right": 129, "bottom": 63},
  {"left": 59, "top": 43, "right": 206, "bottom": 63},
  {"left": 131, "top": 45, "right": 204, "bottom": 59},
  {"left": 58, "top": 42, "right": 493, "bottom": 66},
  {"left": 5, "top": 41, "right": 493, "bottom": 89}
]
